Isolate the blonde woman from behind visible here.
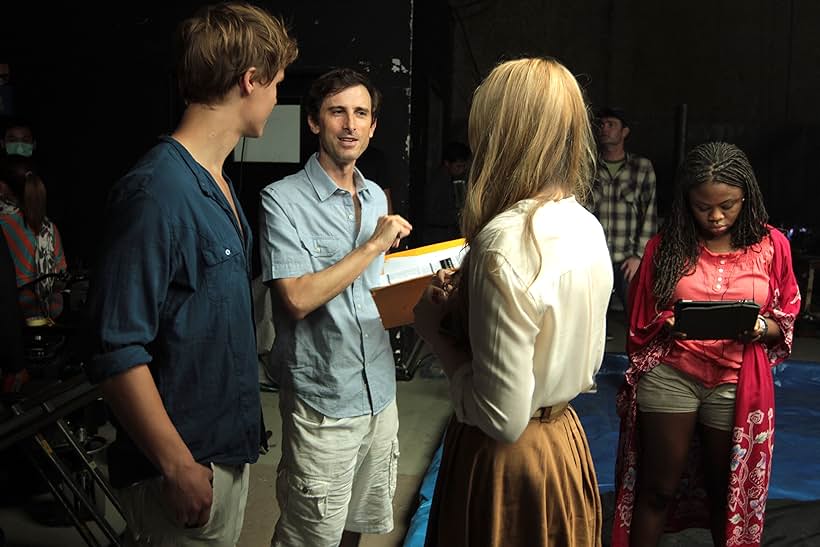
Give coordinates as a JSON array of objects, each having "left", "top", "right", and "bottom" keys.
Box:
[{"left": 413, "top": 57, "right": 612, "bottom": 547}]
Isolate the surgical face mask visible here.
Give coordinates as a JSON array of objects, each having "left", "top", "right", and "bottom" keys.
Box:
[{"left": 5, "top": 142, "right": 34, "bottom": 157}]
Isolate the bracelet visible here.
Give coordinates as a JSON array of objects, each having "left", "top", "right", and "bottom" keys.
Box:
[{"left": 757, "top": 315, "right": 769, "bottom": 339}]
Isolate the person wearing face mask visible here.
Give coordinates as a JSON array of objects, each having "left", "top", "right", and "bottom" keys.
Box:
[
  {"left": 2, "top": 120, "right": 36, "bottom": 158},
  {"left": 611, "top": 142, "right": 801, "bottom": 547},
  {"left": 1, "top": 120, "right": 71, "bottom": 243}
]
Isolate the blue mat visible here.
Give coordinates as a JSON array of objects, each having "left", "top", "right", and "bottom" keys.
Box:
[{"left": 403, "top": 354, "right": 820, "bottom": 547}]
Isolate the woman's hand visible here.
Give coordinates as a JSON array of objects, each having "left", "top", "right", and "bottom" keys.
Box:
[
  {"left": 413, "top": 269, "right": 471, "bottom": 379},
  {"left": 432, "top": 268, "right": 457, "bottom": 293},
  {"left": 739, "top": 315, "right": 768, "bottom": 344},
  {"left": 665, "top": 316, "right": 687, "bottom": 340},
  {"left": 413, "top": 278, "right": 450, "bottom": 344}
]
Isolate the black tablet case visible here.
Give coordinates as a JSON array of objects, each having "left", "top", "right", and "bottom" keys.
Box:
[{"left": 673, "top": 300, "right": 760, "bottom": 340}]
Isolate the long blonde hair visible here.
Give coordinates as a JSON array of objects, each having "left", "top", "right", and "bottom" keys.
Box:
[{"left": 460, "top": 58, "right": 595, "bottom": 247}]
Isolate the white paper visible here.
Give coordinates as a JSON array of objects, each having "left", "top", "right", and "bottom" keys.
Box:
[{"left": 376, "top": 244, "right": 468, "bottom": 288}]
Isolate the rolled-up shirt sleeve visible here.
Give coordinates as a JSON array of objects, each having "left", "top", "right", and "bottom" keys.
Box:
[
  {"left": 87, "top": 189, "right": 171, "bottom": 383},
  {"left": 448, "top": 250, "right": 541, "bottom": 443},
  {"left": 259, "top": 188, "right": 311, "bottom": 282}
]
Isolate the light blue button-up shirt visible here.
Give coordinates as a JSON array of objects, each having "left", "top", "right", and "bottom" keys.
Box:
[{"left": 259, "top": 153, "right": 395, "bottom": 418}]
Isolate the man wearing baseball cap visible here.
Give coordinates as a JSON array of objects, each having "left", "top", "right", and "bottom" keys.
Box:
[{"left": 590, "top": 106, "right": 657, "bottom": 312}]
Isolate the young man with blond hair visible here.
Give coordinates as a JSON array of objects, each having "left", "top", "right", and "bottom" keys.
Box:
[{"left": 88, "top": 4, "right": 297, "bottom": 546}]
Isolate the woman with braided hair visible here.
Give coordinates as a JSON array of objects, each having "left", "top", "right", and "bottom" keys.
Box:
[{"left": 612, "top": 142, "right": 801, "bottom": 547}]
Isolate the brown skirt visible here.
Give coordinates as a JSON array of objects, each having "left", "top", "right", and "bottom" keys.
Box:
[{"left": 424, "top": 405, "right": 602, "bottom": 547}]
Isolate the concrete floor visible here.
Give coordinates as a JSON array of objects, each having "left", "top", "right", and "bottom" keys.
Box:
[
  {"left": 0, "top": 374, "right": 452, "bottom": 547},
  {"left": 2, "top": 307, "right": 819, "bottom": 547}
]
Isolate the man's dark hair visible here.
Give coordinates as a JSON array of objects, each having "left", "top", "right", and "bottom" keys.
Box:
[
  {"left": 305, "top": 68, "right": 381, "bottom": 123},
  {"left": 443, "top": 141, "right": 471, "bottom": 162},
  {"left": 1, "top": 116, "right": 34, "bottom": 137},
  {"left": 596, "top": 106, "right": 629, "bottom": 129}
]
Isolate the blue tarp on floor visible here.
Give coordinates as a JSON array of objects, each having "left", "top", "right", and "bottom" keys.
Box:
[{"left": 403, "top": 354, "right": 820, "bottom": 547}]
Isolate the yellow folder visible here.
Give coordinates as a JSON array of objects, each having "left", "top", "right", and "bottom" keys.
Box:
[{"left": 371, "top": 238, "right": 467, "bottom": 329}]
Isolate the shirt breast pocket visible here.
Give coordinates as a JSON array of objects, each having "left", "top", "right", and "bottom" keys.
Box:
[
  {"left": 302, "top": 235, "right": 340, "bottom": 266},
  {"left": 619, "top": 188, "right": 637, "bottom": 204},
  {"left": 200, "top": 239, "right": 242, "bottom": 303}
]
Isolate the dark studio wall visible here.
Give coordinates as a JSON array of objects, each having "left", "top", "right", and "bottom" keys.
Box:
[
  {"left": 445, "top": 0, "right": 820, "bottom": 230},
  {"left": 409, "top": 1, "right": 453, "bottom": 245},
  {"left": 5, "top": 0, "right": 820, "bottom": 273},
  {"left": 1, "top": 1, "right": 413, "bottom": 274}
]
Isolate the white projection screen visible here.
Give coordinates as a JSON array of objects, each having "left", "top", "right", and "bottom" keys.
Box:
[{"left": 233, "top": 104, "right": 301, "bottom": 163}]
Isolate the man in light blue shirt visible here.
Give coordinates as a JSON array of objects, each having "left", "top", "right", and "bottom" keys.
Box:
[{"left": 259, "top": 68, "right": 412, "bottom": 547}]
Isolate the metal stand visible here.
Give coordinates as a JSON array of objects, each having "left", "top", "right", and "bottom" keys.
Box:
[
  {"left": 1, "top": 377, "right": 124, "bottom": 547},
  {"left": 392, "top": 326, "right": 430, "bottom": 381},
  {"left": 802, "top": 258, "right": 819, "bottom": 317}
]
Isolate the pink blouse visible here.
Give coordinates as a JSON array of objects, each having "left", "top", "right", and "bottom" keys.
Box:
[{"left": 664, "top": 236, "right": 773, "bottom": 387}]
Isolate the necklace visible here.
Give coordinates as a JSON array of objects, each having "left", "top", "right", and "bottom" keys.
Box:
[{"left": 698, "top": 245, "right": 745, "bottom": 358}]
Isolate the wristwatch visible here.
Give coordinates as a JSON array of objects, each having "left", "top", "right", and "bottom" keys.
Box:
[{"left": 757, "top": 315, "right": 769, "bottom": 339}]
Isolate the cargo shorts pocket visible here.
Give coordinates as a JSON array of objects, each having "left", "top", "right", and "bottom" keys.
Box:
[
  {"left": 283, "top": 471, "right": 330, "bottom": 522},
  {"left": 388, "top": 440, "right": 400, "bottom": 500}
]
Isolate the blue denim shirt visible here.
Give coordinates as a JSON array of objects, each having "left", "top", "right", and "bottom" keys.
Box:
[
  {"left": 259, "top": 153, "right": 396, "bottom": 418},
  {"left": 88, "top": 137, "right": 260, "bottom": 487}
]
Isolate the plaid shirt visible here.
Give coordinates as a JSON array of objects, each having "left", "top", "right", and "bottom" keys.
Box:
[{"left": 589, "top": 152, "right": 657, "bottom": 263}]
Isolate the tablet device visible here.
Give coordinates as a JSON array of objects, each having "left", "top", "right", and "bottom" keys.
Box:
[{"left": 673, "top": 300, "right": 760, "bottom": 340}]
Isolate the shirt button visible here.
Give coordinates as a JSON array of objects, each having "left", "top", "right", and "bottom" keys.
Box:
[
  {"left": 720, "top": 259, "right": 726, "bottom": 265},
  {"left": 364, "top": 333, "right": 369, "bottom": 338},
  {"left": 225, "top": 249, "right": 231, "bottom": 256},
  {"left": 717, "top": 277, "right": 723, "bottom": 282},
  {"left": 716, "top": 284, "right": 722, "bottom": 289},
  {"left": 348, "top": 214, "right": 354, "bottom": 220},
  {"left": 718, "top": 268, "right": 724, "bottom": 273}
]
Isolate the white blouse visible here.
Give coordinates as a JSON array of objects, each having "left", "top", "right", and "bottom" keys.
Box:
[{"left": 448, "top": 196, "right": 613, "bottom": 442}]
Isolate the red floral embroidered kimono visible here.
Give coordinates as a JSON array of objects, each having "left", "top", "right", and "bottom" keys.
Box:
[{"left": 611, "top": 227, "right": 801, "bottom": 547}]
